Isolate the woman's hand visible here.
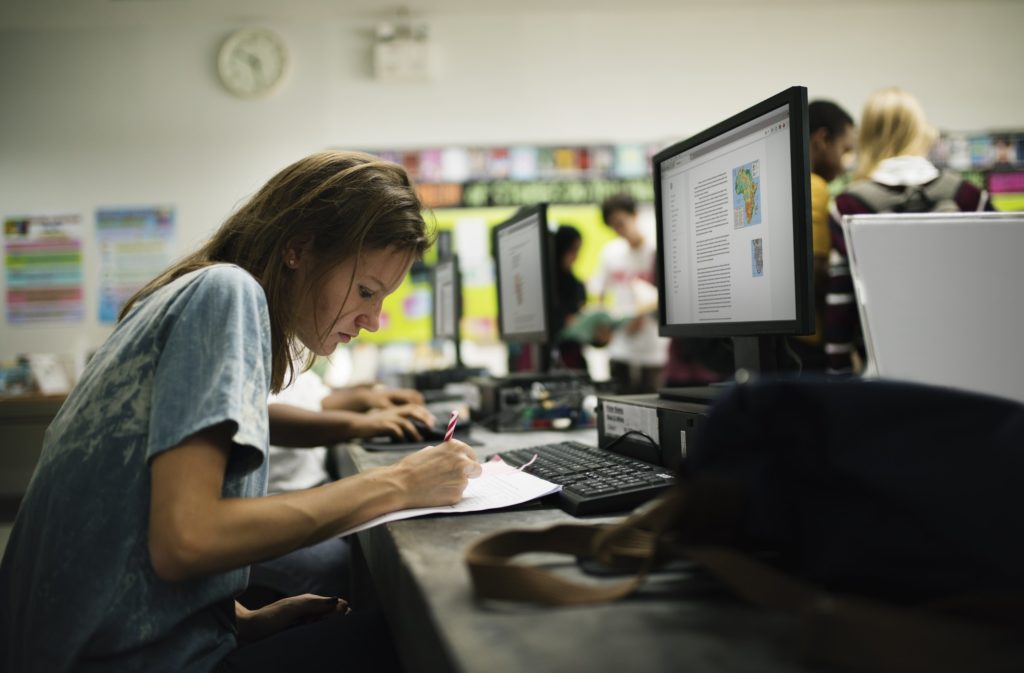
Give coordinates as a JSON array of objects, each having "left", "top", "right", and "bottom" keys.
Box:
[
  {"left": 235, "top": 595, "right": 348, "bottom": 641},
  {"left": 353, "top": 385, "right": 425, "bottom": 410},
  {"left": 389, "top": 439, "right": 482, "bottom": 509},
  {"left": 382, "top": 386, "right": 425, "bottom": 406},
  {"left": 349, "top": 404, "right": 436, "bottom": 440}
]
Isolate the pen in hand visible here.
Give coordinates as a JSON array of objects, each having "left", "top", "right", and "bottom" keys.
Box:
[{"left": 443, "top": 410, "right": 459, "bottom": 442}]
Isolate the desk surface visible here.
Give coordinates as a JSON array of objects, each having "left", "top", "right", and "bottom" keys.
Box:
[{"left": 336, "top": 427, "right": 812, "bottom": 673}]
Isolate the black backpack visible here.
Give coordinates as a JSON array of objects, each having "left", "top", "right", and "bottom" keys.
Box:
[
  {"left": 844, "top": 171, "right": 964, "bottom": 213},
  {"left": 467, "top": 379, "right": 1024, "bottom": 672}
]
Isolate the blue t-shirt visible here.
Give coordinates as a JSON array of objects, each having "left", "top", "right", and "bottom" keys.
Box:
[{"left": 0, "top": 265, "right": 272, "bottom": 673}]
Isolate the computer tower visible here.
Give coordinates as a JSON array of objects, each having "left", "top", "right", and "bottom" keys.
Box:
[
  {"left": 471, "top": 371, "right": 598, "bottom": 432},
  {"left": 596, "top": 393, "right": 711, "bottom": 473}
]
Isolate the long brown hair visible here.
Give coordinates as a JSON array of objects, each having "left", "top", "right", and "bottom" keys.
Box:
[{"left": 120, "top": 150, "right": 434, "bottom": 392}]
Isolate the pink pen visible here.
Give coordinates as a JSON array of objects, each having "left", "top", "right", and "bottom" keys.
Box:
[{"left": 443, "top": 410, "right": 459, "bottom": 442}]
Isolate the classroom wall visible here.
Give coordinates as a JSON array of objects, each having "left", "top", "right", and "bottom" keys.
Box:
[{"left": 1, "top": 1, "right": 1022, "bottom": 361}]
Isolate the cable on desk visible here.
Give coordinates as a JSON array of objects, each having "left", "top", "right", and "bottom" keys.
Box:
[{"left": 600, "top": 429, "right": 663, "bottom": 466}]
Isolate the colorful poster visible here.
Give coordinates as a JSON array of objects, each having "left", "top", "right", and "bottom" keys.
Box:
[
  {"left": 486, "top": 148, "right": 511, "bottom": 179},
  {"left": 441, "top": 147, "right": 471, "bottom": 183},
  {"left": 419, "top": 149, "right": 444, "bottom": 182},
  {"left": 96, "top": 206, "right": 175, "bottom": 323},
  {"left": 4, "top": 213, "right": 84, "bottom": 324},
  {"left": 510, "top": 146, "right": 539, "bottom": 180},
  {"left": 361, "top": 142, "right": 657, "bottom": 186},
  {"left": 613, "top": 144, "right": 648, "bottom": 178}
]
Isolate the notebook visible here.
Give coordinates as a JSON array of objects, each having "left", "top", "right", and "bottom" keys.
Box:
[{"left": 841, "top": 212, "right": 1024, "bottom": 404}]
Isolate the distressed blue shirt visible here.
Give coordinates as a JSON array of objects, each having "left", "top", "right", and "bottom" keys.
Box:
[{"left": 0, "top": 264, "right": 272, "bottom": 673}]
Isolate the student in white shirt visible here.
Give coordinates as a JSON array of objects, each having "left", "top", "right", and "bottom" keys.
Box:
[{"left": 591, "top": 193, "right": 670, "bottom": 394}]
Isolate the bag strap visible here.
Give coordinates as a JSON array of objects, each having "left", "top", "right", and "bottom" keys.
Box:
[
  {"left": 466, "top": 489, "right": 684, "bottom": 605},
  {"left": 465, "top": 488, "right": 1024, "bottom": 672},
  {"left": 466, "top": 523, "right": 645, "bottom": 605}
]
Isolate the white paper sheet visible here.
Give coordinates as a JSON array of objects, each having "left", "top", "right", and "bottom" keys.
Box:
[{"left": 339, "top": 460, "right": 560, "bottom": 537}]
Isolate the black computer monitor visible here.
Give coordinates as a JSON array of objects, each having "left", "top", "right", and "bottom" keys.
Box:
[
  {"left": 654, "top": 85, "right": 813, "bottom": 384},
  {"left": 432, "top": 254, "right": 463, "bottom": 368},
  {"left": 492, "top": 204, "right": 557, "bottom": 372}
]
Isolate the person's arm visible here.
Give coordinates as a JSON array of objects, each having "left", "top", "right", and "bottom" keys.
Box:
[
  {"left": 320, "top": 384, "right": 424, "bottom": 412},
  {"left": 810, "top": 178, "right": 831, "bottom": 331},
  {"left": 320, "top": 385, "right": 383, "bottom": 412},
  {"left": 587, "top": 247, "right": 609, "bottom": 308},
  {"left": 823, "top": 195, "right": 867, "bottom": 375},
  {"left": 380, "top": 387, "right": 425, "bottom": 406},
  {"left": 148, "top": 422, "right": 480, "bottom": 582},
  {"left": 268, "top": 402, "right": 435, "bottom": 446}
]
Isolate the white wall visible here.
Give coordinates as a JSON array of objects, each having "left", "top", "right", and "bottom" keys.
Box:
[{"left": 1, "top": 2, "right": 1022, "bottom": 360}]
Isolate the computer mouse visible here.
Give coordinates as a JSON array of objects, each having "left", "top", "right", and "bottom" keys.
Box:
[
  {"left": 409, "top": 418, "right": 446, "bottom": 442},
  {"left": 362, "top": 418, "right": 479, "bottom": 451}
]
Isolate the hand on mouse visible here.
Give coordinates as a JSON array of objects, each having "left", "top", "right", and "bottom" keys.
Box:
[{"left": 352, "top": 404, "right": 436, "bottom": 441}]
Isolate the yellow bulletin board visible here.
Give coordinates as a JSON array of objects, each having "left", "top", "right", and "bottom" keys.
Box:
[{"left": 361, "top": 204, "right": 618, "bottom": 345}]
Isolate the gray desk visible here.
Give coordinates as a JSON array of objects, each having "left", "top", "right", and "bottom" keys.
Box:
[{"left": 336, "top": 427, "right": 810, "bottom": 673}]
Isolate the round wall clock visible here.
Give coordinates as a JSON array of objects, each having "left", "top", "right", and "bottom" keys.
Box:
[{"left": 217, "top": 27, "right": 289, "bottom": 98}]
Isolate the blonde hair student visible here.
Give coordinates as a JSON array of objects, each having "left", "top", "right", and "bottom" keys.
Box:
[
  {"left": 0, "top": 150, "right": 482, "bottom": 673},
  {"left": 823, "top": 90, "right": 992, "bottom": 376},
  {"left": 853, "top": 86, "right": 938, "bottom": 181}
]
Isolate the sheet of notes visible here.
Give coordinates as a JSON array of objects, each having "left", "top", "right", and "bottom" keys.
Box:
[{"left": 338, "top": 460, "right": 560, "bottom": 537}]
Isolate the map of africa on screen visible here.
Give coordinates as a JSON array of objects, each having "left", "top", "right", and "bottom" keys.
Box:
[{"left": 732, "top": 160, "right": 761, "bottom": 228}]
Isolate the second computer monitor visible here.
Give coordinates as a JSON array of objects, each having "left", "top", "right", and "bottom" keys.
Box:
[{"left": 492, "top": 204, "right": 555, "bottom": 345}]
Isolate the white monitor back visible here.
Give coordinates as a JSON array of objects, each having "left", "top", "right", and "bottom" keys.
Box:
[{"left": 842, "top": 212, "right": 1024, "bottom": 404}]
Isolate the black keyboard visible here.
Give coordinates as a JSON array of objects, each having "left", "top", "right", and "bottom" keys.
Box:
[{"left": 498, "top": 441, "right": 676, "bottom": 516}]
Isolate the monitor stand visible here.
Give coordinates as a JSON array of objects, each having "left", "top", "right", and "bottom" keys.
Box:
[
  {"left": 501, "top": 342, "right": 592, "bottom": 385},
  {"left": 657, "top": 336, "right": 783, "bottom": 403},
  {"left": 453, "top": 336, "right": 464, "bottom": 371},
  {"left": 412, "top": 337, "right": 486, "bottom": 392}
]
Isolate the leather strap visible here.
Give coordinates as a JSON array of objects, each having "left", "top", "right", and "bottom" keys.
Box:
[
  {"left": 466, "top": 489, "right": 683, "bottom": 605},
  {"left": 464, "top": 487, "right": 1024, "bottom": 672}
]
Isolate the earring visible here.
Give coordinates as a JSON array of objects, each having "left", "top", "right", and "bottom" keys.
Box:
[{"left": 287, "top": 257, "right": 297, "bottom": 268}]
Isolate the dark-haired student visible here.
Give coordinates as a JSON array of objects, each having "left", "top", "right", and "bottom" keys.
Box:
[
  {"left": 0, "top": 150, "right": 481, "bottom": 673},
  {"left": 789, "top": 99, "right": 856, "bottom": 371},
  {"left": 551, "top": 224, "right": 590, "bottom": 373}
]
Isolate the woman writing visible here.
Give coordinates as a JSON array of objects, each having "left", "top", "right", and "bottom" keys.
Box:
[{"left": 0, "top": 151, "right": 481, "bottom": 672}]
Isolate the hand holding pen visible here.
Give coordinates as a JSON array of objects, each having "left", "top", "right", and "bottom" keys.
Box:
[{"left": 391, "top": 408, "right": 480, "bottom": 508}]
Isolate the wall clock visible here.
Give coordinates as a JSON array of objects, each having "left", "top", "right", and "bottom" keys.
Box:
[{"left": 217, "top": 27, "right": 289, "bottom": 98}]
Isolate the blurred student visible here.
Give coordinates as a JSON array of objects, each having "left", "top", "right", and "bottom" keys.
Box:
[
  {"left": 0, "top": 151, "right": 481, "bottom": 673},
  {"left": 789, "top": 100, "right": 856, "bottom": 371},
  {"left": 592, "top": 194, "right": 669, "bottom": 394},
  {"left": 824, "top": 88, "right": 993, "bottom": 375},
  {"left": 551, "top": 225, "right": 589, "bottom": 372}
]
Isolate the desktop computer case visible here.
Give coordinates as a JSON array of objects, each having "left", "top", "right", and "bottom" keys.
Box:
[{"left": 596, "top": 394, "right": 711, "bottom": 472}]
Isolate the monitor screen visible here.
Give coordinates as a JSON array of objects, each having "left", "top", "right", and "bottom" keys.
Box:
[
  {"left": 492, "top": 204, "right": 553, "bottom": 344},
  {"left": 432, "top": 255, "right": 460, "bottom": 341},
  {"left": 654, "top": 86, "right": 813, "bottom": 338}
]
